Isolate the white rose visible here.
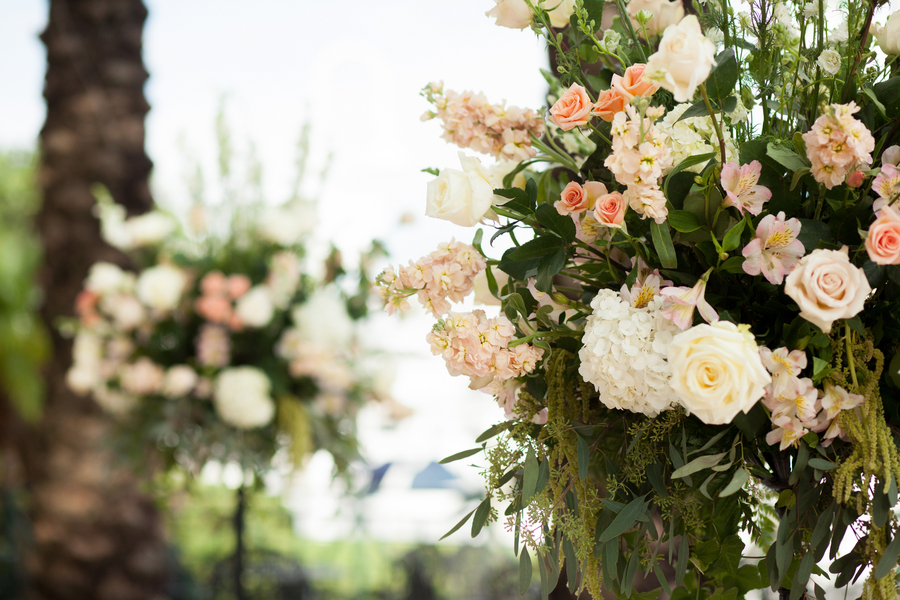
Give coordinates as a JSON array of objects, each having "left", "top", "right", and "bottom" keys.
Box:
[
  {"left": 259, "top": 201, "right": 317, "bottom": 246},
  {"left": 784, "top": 247, "right": 871, "bottom": 334},
  {"left": 234, "top": 286, "right": 275, "bottom": 328},
  {"left": 86, "top": 262, "right": 133, "bottom": 295},
  {"left": 626, "top": 0, "right": 685, "bottom": 36},
  {"left": 136, "top": 264, "right": 187, "bottom": 312},
  {"left": 488, "top": 160, "right": 527, "bottom": 190},
  {"left": 546, "top": 0, "right": 577, "bottom": 28},
  {"left": 817, "top": 49, "right": 841, "bottom": 76},
  {"left": 486, "top": 0, "right": 533, "bottom": 29},
  {"left": 122, "top": 212, "right": 176, "bottom": 249},
  {"left": 291, "top": 286, "right": 353, "bottom": 351},
  {"left": 425, "top": 152, "right": 497, "bottom": 228},
  {"left": 668, "top": 321, "right": 771, "bottom": 425},
  {"left": 213, "top": 367, "right": 276, "bottom": 429},
  {"left": 645, "top": 15, "right": 717, "bottom": 103},
  {"left": 101, "top": 293, "right": 147, "bottom": 330},
  {"left": 163, "top": 365, "right": 198, "bottom": 398},
  {"left": 875, "top": 12, "right": 900, "bottom": 55}
]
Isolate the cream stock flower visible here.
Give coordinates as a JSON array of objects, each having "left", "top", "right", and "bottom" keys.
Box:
[
  {"left": 816, "top": 50, "right": 841, "bottom": 76},
  {"left": 784, "top": 247, "right": 871, "bottom": 333},
  {"left": 426, "top": 153, "right": 497, "bottom": 227},
  {"left": 667, "top": 321, "right": 771, "bottom": 425},
  {"left": 645, "top": 16, "right": 717, "bottom": 102}
]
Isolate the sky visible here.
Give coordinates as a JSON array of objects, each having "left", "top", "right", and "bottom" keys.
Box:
[{"left": 0, "top": 0, "right": 548, "bottom": 546}]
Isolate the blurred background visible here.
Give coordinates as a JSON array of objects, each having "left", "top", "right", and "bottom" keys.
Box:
[{"left": 0, "top": 1, "right": 552, "bottom": 598}]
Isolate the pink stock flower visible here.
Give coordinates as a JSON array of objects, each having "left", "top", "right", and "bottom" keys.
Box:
[
  {"left": 802, "top": 102, "right": 875, "bottom": 190},
  {"left": 865, "top": 204, "right": 900, "bottom": 265},
  {"left": 195, "top": 295, "right": 233, "bottom": 324},
  {"left": 720, "top": 161, "right": 772, "bottom": 216},
  {"left": 549, "top": 83, "right": 593, "bottom": 131},
  {"left": 741, "top": 212, "right": 805, "bottom": 285},
  {"left": 659, "top": 272, "right": 718, "bottom": 330},
  {"left": 227, "top": 275, "right": 252, "bottom": 299}
]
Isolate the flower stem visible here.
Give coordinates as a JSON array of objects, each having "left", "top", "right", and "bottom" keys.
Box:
[{"left": 700, "top": 84, "right": 728, "bottom": 166}]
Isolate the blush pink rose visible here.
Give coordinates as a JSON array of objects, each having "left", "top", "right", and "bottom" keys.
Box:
[
  {"left": 593, "top": 192, "right": 626, "bottom": 227},
  {"left": 549, "top": 83, "right": 592, "bottom": 131},
  {"left": 200, "top": 271, "right": 228, "bottom": 296},
  {"left": 555, "top": 181, "right": 589, "bottom": 215},
  {"left": 612, "top": 64, "right": 659, "bottom": 101},
  {"left": 865, "top": 204, "right": 900, "bottom": 265},
  {"left": 227, "top": 274, "right": 252, "bottom": 299},
  {"left": 591, "top": 89, "right": 626, "bottom": 122},
  {"left": 195, "top": 295, "right": 233, "bottom": 324}
]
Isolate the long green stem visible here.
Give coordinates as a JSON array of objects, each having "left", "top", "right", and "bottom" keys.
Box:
[{"left": 700, "top": 84, "right": 728, "bottom": 166}]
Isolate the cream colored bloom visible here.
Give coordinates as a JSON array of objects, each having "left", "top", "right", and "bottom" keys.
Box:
[
  {"left": 874, "top": 11, "right": 900, "bottom": 55},
  {"left": 163, "top": 365, "right": 198, "bottom": 398},
  {"left": 234, "top": 286, "right": 275, "bottom": 328},
  {"left": 545, "top": 0, "right": 577, "bottom": 28},
  {"left": 626, "top": 0, "right": 684, "bottom": 36},
  {"left": 784, "top": 247, "right": 871, "bottom": 333},
  {"left": 213, "top": 367, "right": 276, "bottom": 429},
  {"left": 816, "top": 50, "right": 841, "bottom": 76},
  {"left": 645, "top": 16, "right": 717, "bottom": 102},
  {"left": 486, "top": 0, "right": 533, "bottom": 29},
  {"left": 425, "top": 153, "right": 496, "bottom": 227},
  {"left": 135, "top": 264, "right": 187, "bottom": 312},
  {"left": 668, "top": 321, "right": 771, "bottom": 425}
]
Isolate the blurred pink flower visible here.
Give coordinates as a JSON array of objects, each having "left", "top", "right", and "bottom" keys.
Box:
[
  {"left": 195, "top": 294, "right": 233, "bottom": 324},
  {"left": 227, "top": 275, "right": 252, "bottom": 299},
  {"left": 200, "top": 271, "right": 228, "bottom": 296},
  {"left": 196, "top": 324, "right": 231, "bottom": 368}
]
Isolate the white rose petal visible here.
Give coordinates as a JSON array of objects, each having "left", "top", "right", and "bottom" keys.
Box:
[
  {"left": 875, "top": 11, "right": 900, "bottom": 55},
  {"left": 86, "top": 262, "right": 133, "bottom": 295},
  {"left": 163, "top": 365, "right": 199, "bottom": 398},
  {"left": 136, "top": 264, "right": 187, "bottom": 312},
  {"left": 645, "top": 16, "right": 718, "bottom": 103},
  {"left": 425, "top": 152, "right": 497, "bottom": 228},
  {"left": 668, "top": 321, "right": 771, "bottom": 425},
  {"left": 817, "top": 49, "right": 841, "bottom": 76},
  {"left": 486, "top": 0, "right": 533, "bottom": 29},
  {"left": 234, "top": 286, "right": 275, "bottom": 328},
  {"left": 123, "top": 212, "right": 176, "bottom": 249},
  {"left": 213, "top": 367, "right": 276, "bottom": 429}
]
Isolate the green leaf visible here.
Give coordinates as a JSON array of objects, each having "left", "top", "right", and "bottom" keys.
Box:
[
  {"left": 767, "top": 142, "right": 809, "bottom": 172},
  {"left": 862, "top": 85, "right": 888, "bottom": 118},
  {"left": 873, "top": 485, "right": 890, "bottom": 528},
  {"left": 654, "top": 563, "right": 672, "bottom": 595},
  {"left": 471, "top": 497, "right": 491, "bottom": 537},
  {"left": 439, "top": 447, "right": 482, "bottom": 464},
  {"left": 807, "top": 458, "right": 838, "bottom": 471},
  {"left": 874, "top": 533, "right": 900, "bottom": 579},
  {"left": 535, "top": 203, "right": 576, "bottom": 243},
  {"left": 719, "top": 468, "right": 750, "bottom": 497},
  {"left": 563, "top": 536, "right": 578, "bottom": 593},
  {"left": 522, "top": 448, "right": 539, "bottom": 506},
  {"left": 675, "top": 534, "right": 689, "bottom": 585},
  {"left": 495, "top": 186, "right": 536, "bottom": 214},
  {"left": 475, "top": 421, "right": 513, "bottom": 443},
  {"left": 672, "top": 451, "right": 728, "bottom": 479},
  {"left": 577, "top": 435, "right": 590, "bottom": 480},
  {"left": 520, "top": 545, "right": 533, "bottom": 594},
  {"left": 720, "top": 255, "right": 746, "bottom": 274},
  {"left": 706, "top": 49, "right": 739, "bottom": 99},
  {"left": 796, "top": 219, "right": 832, "bottom": 254},
  {"left": 722, "top": 218, "right": 747, "bottom": 252},
  {"left": 790, "top": 167, "right": 810, "bottom": 191},
  {"left": 508, "top": 235, "right": 565, "bottom": 261},
  {"left": 790, "top": 553, "right": 814, "bottom": 600},
  {"left": 535, "top": 457, "right": 550, "bottom": 497},
  {"left": 810, "top": 504, "right": 835, "bottom": 557},
  {"left": 647, "top": 462, "right": 668, "bottom": 499},
  {"left": 597, "top": 495, "right": 647, "bottom": 543},
  {"left": 789, "top": 442, "right": 809, "bottom": 485},
  {"left": 535, "top": 248, "right": 568, "bottom": 294},
  {"left": 664, "top": 152, "right": 717, "bottom": 198},
  {"left": 440, "top": 507, "right": 476, "bottom": 540},
  {"left": 650, "top": 221, "right": 678, "bottom": 269},
  {"left": 675, "top": 96, "right": 738, "bottom": 121},
  {"left": 668, "top": 210, "right": 703, "bottom": 233}
]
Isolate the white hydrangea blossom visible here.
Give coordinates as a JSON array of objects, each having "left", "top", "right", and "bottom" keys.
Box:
[
  {"left": 659, "top": 104, "right": 738, "bottom": 171},
  {"left": 578, "top": 289, "right": 681, "bottom": 417}
]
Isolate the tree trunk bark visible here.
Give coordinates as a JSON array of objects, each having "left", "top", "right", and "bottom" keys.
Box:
[{"left": 18, "top": 0, "right": 170, "bottom": 598}]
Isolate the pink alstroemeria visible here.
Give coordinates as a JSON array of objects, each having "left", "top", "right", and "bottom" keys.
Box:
[
  {"left": 742, "top": 211, "right": 805, "bottom": 285},
  {"left": 720, "top": 161, "right": 773, "bottom": 216},
  {"left": 762, "top": 376, "right": 819, "bottom": 424},
  {"left": 659, "top": 269, "right": 718, "bottom": 330},
  {"left": 766, "top": 415, "right": 808, "bottom": 450},
  {"left": 872, "top": 163, "right": 900, "bottom": 214},
  {"left": 760, "top": 346, "right": 808, "bottom": 397},
  {"left": 620, "top": 269, "right": 671, "bottom": 309}
]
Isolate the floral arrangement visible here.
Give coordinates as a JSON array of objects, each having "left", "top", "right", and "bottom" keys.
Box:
[
  {"left": 382, "top": 0, "right": 900, "bottom": 598},
  {"left": 65, "top": 187, "right": 387, "bottom": 479}
]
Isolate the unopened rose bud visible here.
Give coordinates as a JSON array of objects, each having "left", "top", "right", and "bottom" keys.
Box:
[{"left": 846, "top": 170, "right": 865, "bottom": 188}]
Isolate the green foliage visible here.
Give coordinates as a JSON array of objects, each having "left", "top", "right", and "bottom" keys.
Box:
[{"left": 0, "top": 151, "right": 49, "bottom": 421}]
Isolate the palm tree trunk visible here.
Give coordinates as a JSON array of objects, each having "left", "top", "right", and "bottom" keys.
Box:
[{"left": 19, "top": 0, "right": 170, "bottom": 598}]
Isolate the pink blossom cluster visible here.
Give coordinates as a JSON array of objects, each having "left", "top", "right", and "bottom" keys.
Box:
[
  {"left": 425, "top": 310, "right": 544, "bottom": 390},
  {"left": 194, "top": 271, "right": 252, "bottom": 330},
  {"left": 760, "top": 346, "right": 863, "bottom": 450},
  {"left": 802, "top": 102, "right": 875, "bottom": 190},
  {"left": 376, "top": 240, "right": 487, "bottom": 317},
  {"left": 604, "top": 106, "right": 674, "bottom": 224},
  {"left": 421, "top": 82, "right": 544, "bottom": 162}
]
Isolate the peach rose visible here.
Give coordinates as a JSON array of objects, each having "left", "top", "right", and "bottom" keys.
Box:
[
  {"left": 612, "top": 64, "right": 659, "bottom": 101},
  {"left": 549, "top": 83, "right": 592, "bottom": 131},
  {"left": 195, "top": 295, "right": 232, "bottom": 324},
  {"left": 784, "top": 247, "right": 871, "bottom": 333},
  {"left": 594, "top": 192, "right": 626, "bottom": 227},
  {"left": 865, "top": 204, "right": 900, "bottom": 265},
  {"left": 591, "top": 89, "right": 626, "bottom": 122},
  {"left": 227, "top": 274, "right": 252, "bottom": 299},
  {"left": 201, "top": 271, "right": 227, "bottom": 296},
  {"left": 555, "top": 181, "right": 589, "bottom": 215}
]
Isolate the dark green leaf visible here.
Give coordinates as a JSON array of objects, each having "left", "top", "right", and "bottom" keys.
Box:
[
  {"left": 873, "top": 485, "right": 891, "bottom": 528},
  {"left": 796, "top": 219, "right": 832, "bottom": 253},
  {"left": 706, "top": 49, "right": 738, "bottom": 99},
  {"left": 664, "top": 153, "right": 717, "bottom": 199},
  {"left": 471, "top": 497, "right": 491, "bottom": 537},
  {"left": 597, "top": 495, "right": 647, "bottom": 543},
  {"left": 808, "top": 458, "right": 838, "bottom": 470},
  {"left": 440, "top": 507, "right": 476, "bottom": 540},
  {"left": 790, "top": 553, "right": 814, "bottom": 600},
  {"left": 720, "top": 255, "right": 746, "bottom": 273},
  {"left": 495, "top": 187, "right": 536, "bottom": 214},
  {"left": 520, "top": 545, "right": 533, "bottom": 594},
  {"left": 789, "top": 442, "right": 810, "bottom": 485},
  {"left": 476, "top": 421, "right": 513, "bottom": 443},
  {"left": 535, "top": 203, "right": 577, "bottom": 243},
  {"left": 439, "top": 447, "right": 482, "bottom": 464},
  {"left": 874, "top": 533, "right": 900, "bottom": 579},
  {"left": 863, "top": 260, "right": 887, "bottom": 288},
  {"left": 647, "top": 462, "right": 668, "bottom": 499},
  {"left": 654, "top": 563, "right": 672, "bottom": 595},
  {"left": 508, "top": 235, "right": 566, "bottom": 261},
  {"left": 722, "top": 218, "right": 747, "bottom": 252},
  {"left": 535, "top": 248, "right": 568, "bottom": 294},
  {"left": 675, "top": 534, "right": 689, "bottom": 585},
  {"left": 577, "top": 435, "right": 590, "bottom": 480},
  {"left": 535, "top": 457, "right": 550, "bottom": 497},
  {"left": 811, "top": 504, "right": 835, "bottom": 557},
  {"left": 767, "top": 143, "right": 809, "bottom": 172},
  {"left": 672, "top": 451, "right": 728, "bottom": 478},
  {"left": 651, "top": 221, "right": 678, "bottom": 269},
  {"left": 668, "top": 210, "right": 703, "bottom": 233},
  {"left": 719, "top": 468, "right": 750, "bottom": 497},
  {"left": 564, "top": 536, "right": 578, "bottom": 593}
]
